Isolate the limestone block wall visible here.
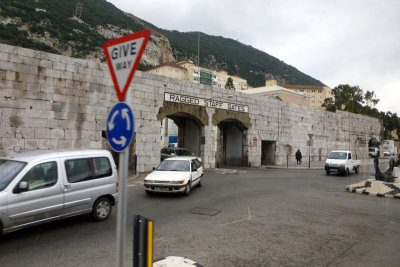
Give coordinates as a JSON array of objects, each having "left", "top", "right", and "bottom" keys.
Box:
[{"left": 0, "top": 44, "right": 381, "bottom": 171}]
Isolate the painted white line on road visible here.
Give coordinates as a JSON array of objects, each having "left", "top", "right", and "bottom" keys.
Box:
[
  {"left": 220, "top": 206, "right": 252, "bottom": 226},
  {"left": 154, "top": 256, "right": 202, "bottom": 266},
  {"left": 214, "top": 169, "right": 247, "bottom": 175},
  {"left": 128, "top": 184, "right": 136, "bottom": 187}
]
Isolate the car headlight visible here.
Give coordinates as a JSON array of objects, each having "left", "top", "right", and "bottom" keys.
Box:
[
  {"left": 171, "top": 180, "right": 185, "bottom": 184},
  {"left": 339, "top": 164, "right": 345, "bottom": 168}
]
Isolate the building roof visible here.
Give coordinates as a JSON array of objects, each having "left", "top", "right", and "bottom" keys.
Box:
[
  {"left": 146, "top": 62, "right": 187, "bottom": 72},
  {"left": 239, "top": 84, "right": 307, "bottom": 97},
  {"left": 176, "top": 59, "right": 195, "bottom": 66},
  {"left": 280, "top": 84, "right": 327, "bottom": 90}
]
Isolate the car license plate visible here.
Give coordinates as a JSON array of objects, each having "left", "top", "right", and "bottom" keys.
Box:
[{"left": 158, "top": 187, "right": 168, "bottom": 191}]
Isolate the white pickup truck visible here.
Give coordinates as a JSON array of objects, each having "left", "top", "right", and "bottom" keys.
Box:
[{"left": 324, "top": 150, "right": 361, "bottom": 175}]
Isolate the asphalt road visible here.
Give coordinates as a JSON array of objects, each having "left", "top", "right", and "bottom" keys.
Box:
[{"left": 1, "top": 165, "right": 400, "bottom": 267}]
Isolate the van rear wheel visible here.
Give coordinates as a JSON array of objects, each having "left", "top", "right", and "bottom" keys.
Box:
[
  {"left": 355, "top": 166, "right": 359, "bottom": 174},
  {"left": 92, "top": 197, "right": 112, "bottom": 221}
]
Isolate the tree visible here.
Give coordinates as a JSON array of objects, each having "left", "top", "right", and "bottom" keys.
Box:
[
  {"left": 323, "top": 83, "right": 400, "bottom": 141},
  {"left": 381, "top": 112, "right": 400, "bottom": 140},
  {"left": 225, "top": 77, "right": 235, "bottom": 90},
  {"left": 332, "top": 84, "right": 363, "bottom": 113},
  {"left": 363, "top": 90, "right": 379, "bottom": 108},
  {"left": 360, "top": 91, "right": 380, "bottom": 117},
  {"left": 321, "top": 97, "right": 336, "bottom": 112}
]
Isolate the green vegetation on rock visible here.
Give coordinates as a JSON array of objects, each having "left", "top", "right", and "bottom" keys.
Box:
[{"left": 0, "top": 0, "right": 322, "bottom": 87}]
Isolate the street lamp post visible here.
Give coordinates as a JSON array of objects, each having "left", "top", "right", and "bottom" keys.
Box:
[{"left": 308, "top": 134, "right": 314, "bottom": 169}]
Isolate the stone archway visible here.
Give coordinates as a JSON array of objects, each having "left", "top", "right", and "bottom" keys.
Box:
[
  {"left": 212, "top": 109, "right": 250, "bottom": 129},
  {"left": 157, "top": 102, "right": 207, "bottom": 159},
  {"left": 157, "top": 102, "right": 208, "bottom": 126},
  {"left": 213, "top": 110, "right": 250, "bottom": 166}
]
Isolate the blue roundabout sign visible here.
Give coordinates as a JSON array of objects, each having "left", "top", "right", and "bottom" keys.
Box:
[{"left": 106, "top": 102, "right": 134, "bottom": 152}]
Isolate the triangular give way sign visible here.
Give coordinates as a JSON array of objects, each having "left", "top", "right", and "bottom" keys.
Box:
[{"left": 103, "top": 29, "right": 150, "bottom": 102}]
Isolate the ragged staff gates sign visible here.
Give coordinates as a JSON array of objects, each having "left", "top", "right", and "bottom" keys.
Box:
[{"left": 164, "top": 92, "right": 249, "bottom": 113}]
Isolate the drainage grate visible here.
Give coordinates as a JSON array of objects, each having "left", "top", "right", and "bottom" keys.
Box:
[{"left": 189, "top": 207, "right": 221, "bottom": 216}]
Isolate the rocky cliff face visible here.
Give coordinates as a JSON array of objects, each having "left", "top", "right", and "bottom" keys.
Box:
[
  {"left": 95, "top": 19, "right": 175, "bottom": 65},
  {"left": 124, "top": 12, "right": 175, "bottom": 65},
  {"left": 0, "top": 11, "right": 175, "bottom": 66},
  {"left": 142, "top": 33, "right": 175, "bottom": 66}
]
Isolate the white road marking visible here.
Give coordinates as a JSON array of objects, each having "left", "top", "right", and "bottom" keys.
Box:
[{"left": 220, "top": 206, "right": 252, "bottom": 226}]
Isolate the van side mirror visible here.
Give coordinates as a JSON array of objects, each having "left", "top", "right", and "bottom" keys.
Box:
[{"left": 17, "top": 181, "right": 29, "bottom": 193}]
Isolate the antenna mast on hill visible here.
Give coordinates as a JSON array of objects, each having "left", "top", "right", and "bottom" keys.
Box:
[
  {"left": 197, "top": 32, "right": 200, "bottom": 81},
  {"left": 73, "top": 2, "right": 83, "bottom": 19},
  {"left": 224, "top": 52, "right": 227, "bottom": 70},
  {"left": 197, "top": 32, "right": 200, "bottom": 67}
]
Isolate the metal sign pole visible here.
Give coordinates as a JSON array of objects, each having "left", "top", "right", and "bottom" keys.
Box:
[
  {"left": 117, "top": 147, "right": 128, "bottom": 266},
  {"left": 116, "top": 90, "right": 131, "bottom": 267}
]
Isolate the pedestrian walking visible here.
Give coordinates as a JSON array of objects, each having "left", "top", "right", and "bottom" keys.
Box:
[{"left": 295, "top": 149, "right": 302, "bottom": 164}]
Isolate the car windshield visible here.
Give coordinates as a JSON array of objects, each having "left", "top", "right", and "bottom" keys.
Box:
[
  {"left": 328, "top": 152, "right": 347, "bottom": 159},
  {"left": 0, "top": 159, "right": 27, "bottom": 191},
  {"left": 156, "top": 160, "right": 190, "bottom": 172},
  {"left": 175, "top": 149, "right": 193, "bottom": 156}
]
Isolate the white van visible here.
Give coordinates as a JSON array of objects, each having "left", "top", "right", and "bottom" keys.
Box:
[
  {"left": 368, "top": 147, "right": 379, "bottom": 158},
  {"left": 0, "top": 149, "right": 118, "bottom": 234},
  {"left": 325, "top": 150, "right": 361, "bottom": 175}
]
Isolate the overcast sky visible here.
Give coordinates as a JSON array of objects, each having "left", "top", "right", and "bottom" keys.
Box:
[{"left": 108, "top": 0, "right": 400, "bottom": 115}]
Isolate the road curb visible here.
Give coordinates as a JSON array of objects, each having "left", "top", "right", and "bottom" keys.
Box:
[
  {"left": 128, "top": 172, "right": 140, "bottom": 181},
  {"left": 263, "top": 163, "right": 376, "bottom": 171},
  {"left": 265, "top": 167, "right": 323, "bottom": 170}
]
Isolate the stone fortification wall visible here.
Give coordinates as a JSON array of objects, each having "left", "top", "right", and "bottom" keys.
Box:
[{"left": 0, "top": 44, "right": 381, "bottom": 171}]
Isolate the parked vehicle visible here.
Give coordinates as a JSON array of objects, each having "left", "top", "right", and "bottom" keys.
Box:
[
  {"left": 382, "top": 140, "right": 396, "bottom": 157},
  {"left": 383, "top": 150, "right": 395, "bottom": 157},
  {"left": 324, "top": 150, "right": 361, "bottom": 176},
  {"left": 368, "top": 147, "right": 380, "bottom": 158},
  {"left": 160, "top": 147, "right": 197, "bottom": 161},
  {"left": 144, "top": 157, "right": 203, "bottom": 195},
  {"left": 0, "top": 149, "right": 118, "bottom": 234}
]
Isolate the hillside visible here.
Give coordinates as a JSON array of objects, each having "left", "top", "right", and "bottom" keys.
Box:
[{"left": 0, "top": 0, "right": 324, "bottom": 87}]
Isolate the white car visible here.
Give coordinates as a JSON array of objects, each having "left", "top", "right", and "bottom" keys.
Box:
[
  {"left": 144, "top": 157, "right": 203, "bottom": 195},
  {"left": 383, "top": 150, "right": 395, "bottom": 157}
]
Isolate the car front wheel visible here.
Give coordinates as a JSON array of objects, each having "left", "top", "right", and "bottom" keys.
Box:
[
  {"left": 92, "top": 197, "right": 112, "bottom": 221},
  {"left": 184, "top": 181, "right": 191, "bottom": 196}
]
